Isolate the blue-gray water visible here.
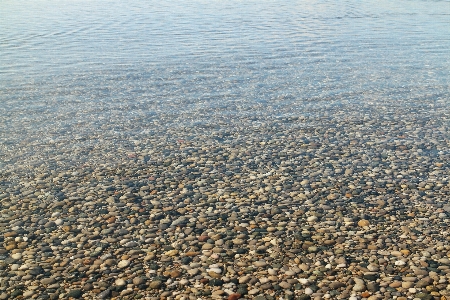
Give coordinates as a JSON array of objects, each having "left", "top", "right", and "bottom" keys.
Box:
[{"left": 0, "top": 0, "right": 449, "bottom": 164}]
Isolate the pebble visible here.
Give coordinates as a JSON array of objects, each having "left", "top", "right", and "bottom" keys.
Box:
[
  {"left": 1, "top": 85, "right": 449, "bottom": 300},
  {"left": 23, "top": 291, "right": 34, "bottom": 298},
  {"left": 97, "top": 289, "right": 111, "bottom": 299},
  {"left": 115, "top": 278, "right": 126, "bottom": 286},
  {"left": 228, "top": 294, "right": 242, "bottom": 300},
  {"left": 41, "top": 278, "right": 56, "bottom": 285},
  {"left": 253, "top": 260, "right": 268, "bottom": 268},
  {"left": 279, "top": 281, "right": 292, "bottom": 289},
  {"left": 149, "top": 281, "right": 162, "bottom": 289},
  {"left": 357, "top": 219, "right": 370, "bottom": 227},
  {"left": 11, "top": 253, "right": 22, "bottom": 260},
  {"left": 66, "top": 290, "right": 83, "bottom": 298},
  {"left": 132, "top": 277, "right": 146, "bottom": 285},
  {"left": 117, "top": 260, "right": 130, "bottom": 268},
  {"left": 353, "top": 278, "right": 366, "bottom": 292}
]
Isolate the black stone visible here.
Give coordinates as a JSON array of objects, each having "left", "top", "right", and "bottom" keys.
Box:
[
  {"left": 363, "top": 273, "right": 378, "bottom": 281},
  {"left": 180, "top": 257, "right": 192, "bottom": 265},
  {"left": 67, "top": 289, "right": 83, "bottom": 298},
  {"left": 236, "top": 248, "right": 247, "bottom": 254},
  {"left": 11, "top": 290, "right": 23, "bottom": 298},
  {"left": 29, "top": 266, "right": 45, "bottom": 275},
  {"left": 236, "top": 286, "right": 248, "bottom": 295},
  {"left": 209, "top": 279, "right": 223, "bottom": 286}
]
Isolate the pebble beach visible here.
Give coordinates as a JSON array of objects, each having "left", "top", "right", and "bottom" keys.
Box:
[
  {"left": 1, "top": 0, "right": 450, "bottom": 299},
  {"left": 1, "top": 98, "right": 450, "bottom": 300}
]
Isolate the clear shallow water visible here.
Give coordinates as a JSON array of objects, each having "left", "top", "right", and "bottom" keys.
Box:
[{"left": 0, "top": 0, "right": 449, "bottom": 164}]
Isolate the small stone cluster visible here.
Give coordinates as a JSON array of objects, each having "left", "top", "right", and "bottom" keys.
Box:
[{"left": 1, "top": 98, "right": 450, "bottom": 299}]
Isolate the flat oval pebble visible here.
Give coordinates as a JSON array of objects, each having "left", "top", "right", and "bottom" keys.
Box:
[
  {"left": 117, "top": 260, "right": 130, "bottom": 268},
  {"left": 253, "top": 260, "right": 268, "bottom": 268},
  {"left": 208, "top": 267, "right": 222, "bottom": 274},
  {"left": 11, "top": 253, "right": 22, "bottom": 260},
  {"left": 115, "top": 279, "right": 126, "bottom": 286},
  {"left": 357, "top": 219, "right": 370, "bottom": 227}
]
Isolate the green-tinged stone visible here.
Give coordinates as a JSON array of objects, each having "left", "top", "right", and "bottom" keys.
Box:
[
  {"left": 149, "top": 281, "right": 162, "bottom": 289},
  {"left": 67, "top": 289, "right": 83, "bottom": 298}
]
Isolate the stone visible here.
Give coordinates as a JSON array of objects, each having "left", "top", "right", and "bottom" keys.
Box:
[
  {"left": 11, "top": 253, "right": 22, "bottom": 260},
  {"left": 357, "top": 219, "right": 370, "bottom": 227},
  {"left": 253, "top": 260, "right": 267, "bottom": 268},
  {"left": 353, "top": 278, "right": 366, "bottom": 292},
  {"left": 165, "top": 249, "right": 179, "bottom": 256},
  {"left": 67, "top": 289, "right": 83, "bottom": 298},
  {"left": 149, "top": 280, "right": 162, "bottom": 289},
  {"left": 41, "top": 277, "right": 56, "bottom": 285},
  {"left": 170, "top": 270, "right": 182, "bottom": 278},
  {"left": 279, "top": 281, "right": 292, "bottom": 289},
  {"left": 118, "top": 260, "right": 130, "bottom": 268},
  {"left": 329, "top": 281, "right": 345, "bottom": 289},
  {"left": 23, "top": 291, "right": 34, "bottom": 298},
  {"left": 132, "top": 277, "right": 145, "bottom": 285},
  {"left": 115, "top": 279, "right": 126, "bottom": 286},
  {"left": 97, "top": 289, "right": 111, "bottom": 299},
  {"left": 228, "top": 293, "right": 242, "bottom": 300}
]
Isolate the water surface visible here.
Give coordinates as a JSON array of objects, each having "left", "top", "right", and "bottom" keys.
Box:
[{"left": 0, "top": 0, "right": 449, "bottom": 165}]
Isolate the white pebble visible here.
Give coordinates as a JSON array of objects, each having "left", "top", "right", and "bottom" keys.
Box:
[
  {"left": 307, "top": 216, "right": 318, "bottom": 222},
  {"left": 11, "top": 253, "right": 22, "bottom": 260},
  {"left": 115, "top": 279, "right": 126, "bottom": 286},
  {"left": 395, "top": 260, "right": 406, "bottom": 266},
  {"left": 298, "top": 278, "right": 309, "bottom": 284},
  {"left": 207, "top": 267, "right": 222, "bottom": 274},
  {"left": 118, "top": 260, "right": 130, "bottom": 268}
]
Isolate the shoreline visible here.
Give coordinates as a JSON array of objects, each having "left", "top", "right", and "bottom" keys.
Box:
[{"left": 1, "top": 104, "right": 450, "bottom": 300}]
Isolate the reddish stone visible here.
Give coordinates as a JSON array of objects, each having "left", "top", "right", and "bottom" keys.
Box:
[
  {"left": 198, "top": 235, "right": 209, "bottom": 242},
  {"left": 170, "top": 270, "right": 182, "bottom": 278},
  {"left": 106, "top": 216, "right": 116, "bottom": 224},
  {"left": 228, "top": 294, "right": 242, "bottom": 300}
]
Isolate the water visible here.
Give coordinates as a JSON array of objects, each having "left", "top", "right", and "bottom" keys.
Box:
[{"left": 0, "top": 0, "right": 449, "bottom": 166}]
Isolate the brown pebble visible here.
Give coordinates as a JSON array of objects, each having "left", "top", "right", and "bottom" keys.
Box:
[
  {"left": 400, "top": 249, "right": 410, "bottom": 256},
  {"left": 5, "top": 242, "right": 17, "bottom": 250},
  {"left": 106, "top": 216, "right": 116, "bottom": 224},
  {"left": 4, "top": 232, "right": 18, "bottom": 238},
  {"left": 228, "top": 294, "right": 242, "bottom": 300},
  {"left": 170, "top": 270, "right": 182, "bottom": 278},
  {"left": 234, "top": 226, "right": 246, "bottom": 232},
  {"left": 198, "top": 236, "right": 209, "bottom": 242},
  {"left": 389, "top": 281, "right": 402, "bottom": 288},
  {"left": 208, "top": 271, "right": 221, "bottom": 278},
  {"left": 200, "top": 278, "right": 209, "bottom": 284},
  {"left": 357, "top": 219, "right": 370, "bottom": 227},
  {"left": 367, "top": 244, "right": 378, "bottom": 250}
]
